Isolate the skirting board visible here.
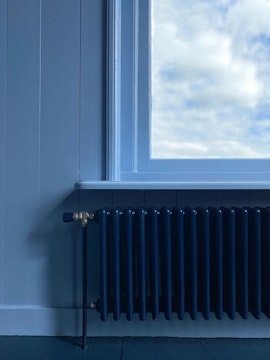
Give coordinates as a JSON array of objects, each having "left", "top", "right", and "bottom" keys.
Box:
[{"left": 0, "top": 307, "right": 270, "bottom": 337}]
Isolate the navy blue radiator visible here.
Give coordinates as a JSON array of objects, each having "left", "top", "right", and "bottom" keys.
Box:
[
  {"left": 63, "top": 206, "right": 270, "bottom": 348},
  {"left": 94, "top": 207, "right": 270, "bottom": 322}
]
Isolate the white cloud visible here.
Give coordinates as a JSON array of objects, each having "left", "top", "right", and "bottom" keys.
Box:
[
  {"left": 151, "top": 0, "right": 270, "bottom": 158},
  {"left": 227, "top": 0, "right": 270, "bottom": 38}
]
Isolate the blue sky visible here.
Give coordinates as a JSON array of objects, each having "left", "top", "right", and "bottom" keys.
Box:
[{"left": 151, "top": 0, "right": 270, "bottom": 158}]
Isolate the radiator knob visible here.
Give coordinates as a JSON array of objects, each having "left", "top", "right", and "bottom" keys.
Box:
[{"left": 89, "top": 301, "right": 96, "bottom": 309}]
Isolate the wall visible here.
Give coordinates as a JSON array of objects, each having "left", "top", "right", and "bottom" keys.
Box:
[
  {"left": 0, "top": 0, "right": 91, "bottom": 335},
  {"left": 1, "top": 0, "right": 270, "bottom": 337}
]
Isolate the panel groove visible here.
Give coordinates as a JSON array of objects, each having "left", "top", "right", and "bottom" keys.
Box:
[{"left": 0, "top": 0, "right": 8, "bottom": 304}]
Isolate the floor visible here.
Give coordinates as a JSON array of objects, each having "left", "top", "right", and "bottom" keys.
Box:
[{"left": 0, "top": 337, "right": 270, "bottom": 360}]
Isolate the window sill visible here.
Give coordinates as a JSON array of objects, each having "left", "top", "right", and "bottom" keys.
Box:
[{"left": 75, "top": 181, "right": 270, "bottom": 190}]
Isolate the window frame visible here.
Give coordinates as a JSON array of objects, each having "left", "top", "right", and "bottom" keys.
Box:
[{"left": 106, "top": 0, "right": 270, "bottom": 189}]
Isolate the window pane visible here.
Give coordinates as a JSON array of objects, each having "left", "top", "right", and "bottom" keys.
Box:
[{"left": 151, "top": 0, "right": 270, "bottom": 159}]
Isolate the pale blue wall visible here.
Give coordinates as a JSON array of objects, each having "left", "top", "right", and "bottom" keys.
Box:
[
  {"left": 1, "top": 0, "right": 270, "bottom": 336},
  {"left": 0, "top": 0, "right": 89, "bottom": 334}
]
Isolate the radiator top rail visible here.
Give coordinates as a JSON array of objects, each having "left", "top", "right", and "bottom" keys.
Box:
[{"left": 63, "top": 206, "right": 267, "bottom": 227}]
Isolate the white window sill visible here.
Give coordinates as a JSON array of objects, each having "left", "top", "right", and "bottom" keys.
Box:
[{"left": 75, "top": 181, "right": 270, "bottom": 190}]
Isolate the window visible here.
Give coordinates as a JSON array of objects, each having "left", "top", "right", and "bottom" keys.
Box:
[
  {"left": 106, "top": 0, "right": 270, "bottom": 187},
  {"left": 151, "top": 0, "right": 270, "bottom": 160}
]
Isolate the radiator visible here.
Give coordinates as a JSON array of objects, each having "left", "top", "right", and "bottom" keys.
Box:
[{"left": 63, "top": 207, "right": 270, "bottom": 348}]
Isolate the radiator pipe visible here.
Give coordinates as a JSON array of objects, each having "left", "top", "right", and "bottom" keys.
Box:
[
  {"left": 82, "top": 226, "right": 88, "bottom": 350},
  {"left": 63, "top": 211, "right": 94, "bottom": 350}
]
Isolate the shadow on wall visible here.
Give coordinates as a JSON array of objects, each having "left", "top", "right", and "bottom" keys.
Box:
[{"left": 29, "top": 190, "right": 90, "bottom": 336}]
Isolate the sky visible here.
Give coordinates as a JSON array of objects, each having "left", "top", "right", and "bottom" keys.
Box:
[{"left": 151, "top": 0, "right": 270, "bottom": 158}]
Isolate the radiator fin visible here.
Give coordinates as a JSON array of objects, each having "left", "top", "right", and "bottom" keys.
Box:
[{"left": 95, "top": 207, "right": 270, "bottom": 321}]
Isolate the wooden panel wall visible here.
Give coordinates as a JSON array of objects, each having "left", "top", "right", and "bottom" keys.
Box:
[{"left": 0, "top": 0, "right": 81, "bottom": 307}]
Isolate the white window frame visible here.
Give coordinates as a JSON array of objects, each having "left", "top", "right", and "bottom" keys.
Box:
[{"left": 106, "top": 0, "right": 270, "bottom": 189}]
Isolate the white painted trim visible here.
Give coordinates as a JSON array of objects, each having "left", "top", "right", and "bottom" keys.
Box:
[
  {"left": 106, "top": 0, "right": 121, "bottom": 181},
  {"left": 87, "top": 313, "right": 270, "bottom": 338},
  {"left": 106, "top": 0, "right": 270, "bottom": 185},
  {"left": 131, "top": 0, "right": 139, "bottom": 174},
  {"left": 75, "top": 180, "right": 270, "bottom": 190},
  {"left": 0, "top": 307, "right": 270, "bottom": 337},
  {"left": 0, "top": 307, "right": 81, "bottom": 336}
]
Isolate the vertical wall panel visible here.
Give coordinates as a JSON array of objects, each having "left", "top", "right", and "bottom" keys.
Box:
[
  {"left": 5, "top": 0, "right": 41, "bottom": 304},
  {"left": 216, "top": 190, "right": 250, "bottom": 208},
  {"left": 38, "top": 0, "right": 80, "bottom": 306},
  {"left": 80, "top": 0, "right": 106, "bottom": 181},
  {"left": 177, "top": 190, "right": 217, "bottom": 208},
  {"left": 144, "top": 190, "right": 177, "bottom": 208},
  {"left": 249, "top": 190, "right": 270, "bottom": 207},
  {"left": 112, "top": 190, "right": 142, "bottom": 208},
  {"left": 0, "top": 0, "right": 7, "bottom": 304}
]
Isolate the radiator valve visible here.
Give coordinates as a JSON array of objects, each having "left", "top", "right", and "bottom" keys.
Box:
[{"left": 73, "top": 211, "right": 94, "bottom": 227}]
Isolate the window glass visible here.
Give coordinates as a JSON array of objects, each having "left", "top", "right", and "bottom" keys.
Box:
[{"left": 151, "top": 0, "right": 270, "bottom": 159}]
